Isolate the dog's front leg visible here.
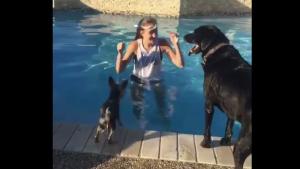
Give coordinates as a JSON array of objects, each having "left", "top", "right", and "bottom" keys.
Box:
[
  {"left": 94, "top": 125, "right": 101, "bottom": 143},
  {"left": 107, "top": 127, "right": 114, "bottom": 144},
  {"left": 201, "top": 101, "right": 214, "bottom": 148},
  {"left": 116, "top": 109, "right": 123, "bottom": 127}
]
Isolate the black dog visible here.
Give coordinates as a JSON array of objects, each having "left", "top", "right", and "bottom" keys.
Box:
[
  {"left": 94, "top": 76, "right": 128, "bottom": 144},
  {"left": 184, "top": 25, "right": 251, "bottom": 169}
]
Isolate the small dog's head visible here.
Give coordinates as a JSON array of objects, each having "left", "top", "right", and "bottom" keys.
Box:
[
  {"left": 184, "top": 25, "right": 229, "bottom": 57},
  {"left": 108, "top": 76, "right": 128, "bottom": 100}
]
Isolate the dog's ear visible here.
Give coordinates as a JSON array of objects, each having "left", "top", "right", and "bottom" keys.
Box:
[
  {"left": 119, "top": 79, "right": 128, "bottom": 97},
  {"left": 105, "top": 107, "right": 111, "bottom": 121},
  {"left": 199, "top": 26, "right": 218, "bottom": 52},
  {"left": 199, "top": 25, "right": 229, "bottom": 52},
  {"left": 120, "top": 80, "right": 128, "bottom": 91},
  {"left": 108, "top": 76, "right": 116, "bottom": 88}
]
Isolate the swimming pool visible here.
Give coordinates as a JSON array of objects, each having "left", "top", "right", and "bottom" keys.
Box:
[{"left": 53, "top": 10, "right": 251, "bottom": 139}]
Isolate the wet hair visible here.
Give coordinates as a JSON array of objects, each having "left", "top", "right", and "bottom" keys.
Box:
[{"left": 134, "top": 17, "right": 158, "bottom": 40}]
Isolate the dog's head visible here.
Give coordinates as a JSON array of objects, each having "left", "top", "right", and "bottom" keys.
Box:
[
  {"left": 108, "top": 76, "right": 128, "bottom": 100},
  {"left": 184, "top": 25, "right": 229, "bottom": 57}
]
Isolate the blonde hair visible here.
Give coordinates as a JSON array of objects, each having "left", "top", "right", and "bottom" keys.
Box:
[{"left": 134, "top": 17, "right": 158, "bottom": 40}]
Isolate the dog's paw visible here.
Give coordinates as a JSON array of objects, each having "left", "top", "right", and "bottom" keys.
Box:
[
  {"left": 94, "top": 136, "right": 99, "bottom": 143},
  {"left": 201, "top": 141, "right": 211, "bottom": 148},
  {"left": 220, "top": 137, "right": 231, "bottom": 145},
  {"left": 108, "top": 139, "right": 114, "bottom": 144},
  {"left": 118, "top": 121, "right": 123, "bottom": 127},
  {"left": 201, "top": 138, "right": 211, "bottom": 148}
]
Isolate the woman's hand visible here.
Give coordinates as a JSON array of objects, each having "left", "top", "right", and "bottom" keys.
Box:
[
  {"left": 169, "top": 32, "right": 179, "bottom": 45},
  {"left": 117, "top": 42, "right": 125, "bottom": 53}
]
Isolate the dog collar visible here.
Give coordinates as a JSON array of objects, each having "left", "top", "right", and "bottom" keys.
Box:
[{"left": 203, "top": 43, "right": 231, "bottom": 64}]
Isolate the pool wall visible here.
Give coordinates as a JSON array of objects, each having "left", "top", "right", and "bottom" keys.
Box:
[{"left": 53, "top": 0, "right": 251, "bottom": 17}]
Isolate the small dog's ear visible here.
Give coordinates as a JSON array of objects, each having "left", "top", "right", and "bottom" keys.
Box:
[
  {"left": 105, "top": 107, "right": 111, "bottom": 121},
  {"left": 120, "top": 80, "right": 128, "bottom": 91},
  {"left": 119, "top": 80, "right": 128, "bottom": 97},
  {"left": 108, "top": 76, "right": 116, "bottom": 88}
]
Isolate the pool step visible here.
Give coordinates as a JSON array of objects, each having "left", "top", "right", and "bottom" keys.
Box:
[{"left": 53, "top": 123, "right": 252, "bottom": 169}]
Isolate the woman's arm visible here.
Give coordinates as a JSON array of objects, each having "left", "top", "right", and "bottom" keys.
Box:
[
  {"left": 115, "top": 41, "right": 138, "bottom": 73},
  {"left": 160, "top": 33, "right": 184, "bottom": 68}
]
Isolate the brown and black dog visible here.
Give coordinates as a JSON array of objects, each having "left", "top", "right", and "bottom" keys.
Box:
[
  {"left": 94, "top": 76, "right": 128, "bottom": 144},
  {"left": 184, "top": 25, "right": 251, "bottom": 169}
]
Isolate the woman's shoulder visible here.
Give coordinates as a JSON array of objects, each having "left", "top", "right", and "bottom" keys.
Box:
[
  {"left": 128, "top": 40, "right": 138, "bottom": 49},
  {"left": 124, "top": 40, "right": 138, "bottom": 55}
]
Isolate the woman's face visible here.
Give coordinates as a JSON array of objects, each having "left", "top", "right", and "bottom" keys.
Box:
[{"left": 140, "top": 24, "right": 157, "bottom": 41}]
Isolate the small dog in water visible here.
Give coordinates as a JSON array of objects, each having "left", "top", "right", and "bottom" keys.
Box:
[{"left": 94, "top": 76, "right": 128, "bottom": 144}]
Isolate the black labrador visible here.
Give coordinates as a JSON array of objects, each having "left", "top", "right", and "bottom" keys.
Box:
[
  {"left": 94, "top": 76, "right": 128, "bottom": 144},
  {"left": 184, "top": 25, "right": 251, "bottom": 169}
]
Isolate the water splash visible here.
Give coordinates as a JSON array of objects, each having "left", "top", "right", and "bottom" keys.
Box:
[
  {"left": 83, "top": 61, "right": 109, "bottom": 72},
  {"left": 167, "top": 86, "right": 178, "bottom": 101},
  {"left": 225, "top": 29, "right": 237, "bottom": 41}
]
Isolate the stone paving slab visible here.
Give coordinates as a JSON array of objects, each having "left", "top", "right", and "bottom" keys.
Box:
[
  {"left": 178, "top": 133, "right": 196, "bottom": 163},
  {"left": 64, "top": 124, "right": 94, "bottom": 152},
  {"left": 121, "top": 129, "right": 144, "bottom": 158},
  {"left": 101, "top": 127, "right": 127, "bottom": 156},
  {"left": 140, "top": 130, "right": 160, "bottom": 159},
  {"left": 194, "top": 135, "right": 217, "bottom": 165},
  {"left": 83, "top": 126, "right": 107, "bottom": 154},
  {"left": 212, "top": 136, "right": 234, "bottom": 167},
  {"left": 53, "top": 123, "right": 78, "bottom": 150},
  {"left": 159, "top": 132, "right": 177, "bottom": 161},
  {"left": 53, "top": 123, "right": 252, "bottom": 168}
]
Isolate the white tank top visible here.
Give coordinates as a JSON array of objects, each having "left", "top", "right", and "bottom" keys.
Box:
[{"left": 132, "top": 38, "right": 162, "bottom": 81}]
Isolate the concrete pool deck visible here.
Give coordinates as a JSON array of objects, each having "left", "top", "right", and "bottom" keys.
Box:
[{"left": 53, "top": 123, "right": 251, "bottom": 168}]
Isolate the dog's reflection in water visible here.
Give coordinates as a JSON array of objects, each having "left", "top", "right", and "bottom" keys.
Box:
[{"left": 130, "top": 79, "right": 176, "bottom": 130}]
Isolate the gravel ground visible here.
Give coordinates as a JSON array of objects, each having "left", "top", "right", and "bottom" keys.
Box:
[{"left": 53, "top": 150, "right": 234, "bottom": 169}]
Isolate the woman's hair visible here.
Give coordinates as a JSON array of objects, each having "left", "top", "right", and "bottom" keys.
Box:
[{"left": 134, "top": 17, "right": 158, "bottom": 40}]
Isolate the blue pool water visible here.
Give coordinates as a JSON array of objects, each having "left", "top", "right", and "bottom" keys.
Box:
[{"left": 53, "top": 10, "right": 251, "bottom": 139}]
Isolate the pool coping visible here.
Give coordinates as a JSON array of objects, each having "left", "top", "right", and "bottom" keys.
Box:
[{"left": 53, "top": 122, "right": 251, "bottom": 168}]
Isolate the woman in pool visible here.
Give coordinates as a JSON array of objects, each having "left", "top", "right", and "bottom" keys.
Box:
[{"left": 115, "top": 17, "right": 184, "bottom": 129}]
